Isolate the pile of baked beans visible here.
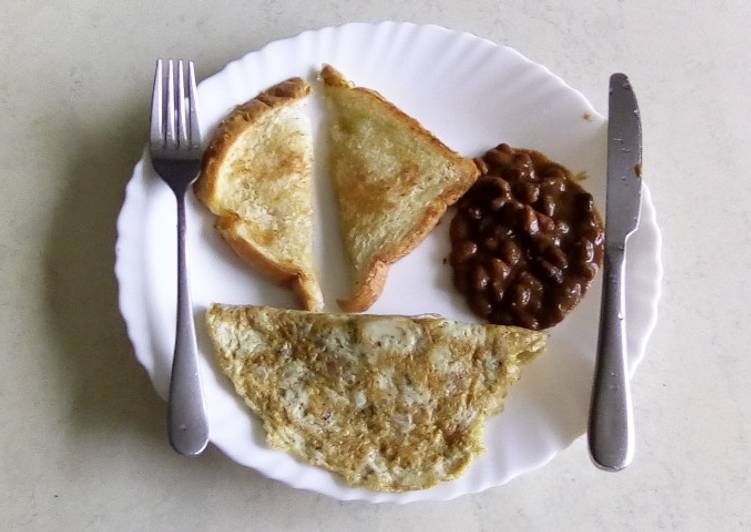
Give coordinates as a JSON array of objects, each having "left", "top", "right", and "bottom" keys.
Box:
[{"left": 449, "top": 144, "right": 604, "bottom": 330}]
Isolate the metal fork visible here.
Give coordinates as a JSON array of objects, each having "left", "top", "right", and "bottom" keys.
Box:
[{"left": 149, "top": 59, "right": 209, "bottom": 456}]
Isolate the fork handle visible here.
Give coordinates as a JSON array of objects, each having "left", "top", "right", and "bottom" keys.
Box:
[
  {"left": 588, "top": 247, "right": 635, "bottom": 471},
  {"left": 168, "top": 193, "right": 209, "bottom": 455}
]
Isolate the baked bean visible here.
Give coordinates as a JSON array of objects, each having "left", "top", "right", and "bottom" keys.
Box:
[
  {"left": 489, "top": 280, "right": 505, "bottom": 303},
  {"left": 537, "top": 212, "right": 556, "bottom": 234},
  {"left": 539, "top": 194, "right": 556, "bottom": 217},
  {"left": 489, "top": 196, "right": 507, "bottom": 211},
  {"left": 450, "top": 215, "right": 471, "bottom": 241},
  {"left": 500, "top": 239, "right": 522, "bottom": 265},
  {"left": 577, "top": 262, "right": 598, "bottom": 281},
  {"left": 547, "top": 245, "right": 569, "bottom": 269},
  {"left": 486, "top": 148, "right": 514, "bottom": 167},
  {"left": 482, "top": 176, "right": 512, "bottom": 196},
  {"left": 518, "top": 182, "right": 540, "bottom": 203},
  {"left": 519, "top": 271, "right": 543, "bottom": 293},
  {"left": 515, "top": 311, "right": 540, "bottom": 330},
  {"left": 576, "top": 193, "right": 595, "bottom": 214},
  {"left": 466, "top": 206, "right": 484, "bottom": 221},
  {"left": 582, "top": 227, "right": 601, "bottom": 243},
  {"left": 514, "top": 151, "right": 533, "bottom": 168},
  {"left": 506, "top": 165, "right": 527, "bottom": 181},
  {"left": 555, "top": 220, "right": 570, "bottom": 236},
  {"left": 575, "top": 238, "right": 595, "bottom": 262},
  {"left": 477, "top": 216, "right": 496, "bottom": 236},
  {"left": 497, "top": 143, "right": 513, "bottom": 153},
  {"left": 542, "top": 177, "right": 566, "bottom": 194},
  {"left": 531, "top": 234, "right": 552, "bottom": 253},
  {"left": 518, "top": 206, "right": 540, "bottom": 236},
  {"left": 451, "top": 240, "right": 478, "bottom": 264},
  {"left": 510, "top": 283, "right": 532, "bottom": 308},
  {"left": 487, "top": 257, "right": 511, "bottom": 281},
  {"left": 537, "top": 259, "right": 564, "bottom": 284},
  {"left": 482, "top": 237, "right": 499, "bottom": 252},
  {"left": 561, "top": 279, "right": 582, "bottom": 302},
  {"left": 471, "top": 264, "right": 490, "bottom": 292},
  {"left": 585, "top": 212, "right": 602, "bottom": 230},
  {"left": 469, "top": 294, "right": 493, "bottom": 317},
  {"left": 474, "top": 175, "right": 493, "bottom": 189},
  {"left": 527, "top": 296, "right": 543, "bottom": 314},
  {"left": 500, "top": 201, "right": 522, "bottom": 225},
  {"left": 547, "top": 305, "right": 566, "bottom": 324},
  {"left": 492, "top": 225, "right": 513, "bottom": 240},
  {"left": 498, "top": 178, "right": 512, "bottom": 195},
  {"left": 474, "top": 157, "right": 489, "bottom": 175},
  {"left": 449, "top": 145, "right": 603, "bottom": 330}
]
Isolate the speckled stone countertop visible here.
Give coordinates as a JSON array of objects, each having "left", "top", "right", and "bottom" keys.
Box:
[{"left": 1, "top": 1, "right": 749, "bottom": 530}]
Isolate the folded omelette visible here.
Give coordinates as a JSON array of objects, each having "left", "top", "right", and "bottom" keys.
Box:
[{"left": 205, "top": 304, "right": 545, "bottom": 492}]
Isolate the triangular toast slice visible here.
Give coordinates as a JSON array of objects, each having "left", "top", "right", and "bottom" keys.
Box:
[
  {"left": 195, "top": 78, "right": 323, "bottom": 310},
  {"left": 321, "top": 65, "right": 479, "bottom": 312},
  {"left": 205, "top": 304, "right": 545, "bottom": 492}
]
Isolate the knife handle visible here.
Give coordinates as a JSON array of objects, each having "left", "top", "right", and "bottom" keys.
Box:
[{"left": 588, "top": 247, "right": 635, "bottom": 471}]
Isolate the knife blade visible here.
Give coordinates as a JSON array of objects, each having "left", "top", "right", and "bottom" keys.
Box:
[{"left": 588, "top": 73, "right": 642, "bottom": 471}]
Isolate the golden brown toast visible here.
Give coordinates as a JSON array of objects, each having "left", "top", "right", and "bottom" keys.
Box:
[
  {"left": 205, "top": 304, "right": 546, "bottom": 491},
  {"left": 321, "top": 65, "right": 479, "bottom": 312},
  {"left": 194, "top": 78, "right": 323, "bottom": 310}
]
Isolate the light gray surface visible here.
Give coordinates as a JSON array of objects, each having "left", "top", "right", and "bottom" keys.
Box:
[{"left": 1, "top": 1, "right": 749, "bottom": 530}]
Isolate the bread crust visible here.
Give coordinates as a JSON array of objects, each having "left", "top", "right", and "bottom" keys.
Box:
[
  {"left": 322, "top": 65, "right": 480, "bottom": 312},
  {"left": 215, "top": 216, "right": 322, "bottom": 311},
  {"left": 337, "top": 260, "right": 388, "bottom": 312},
  {"left": 194, "top": 78, "right": 322, "bottom": 311}
]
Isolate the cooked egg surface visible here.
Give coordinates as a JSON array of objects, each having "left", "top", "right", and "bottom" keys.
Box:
[{"left": 206, "top": 304, "right": 546, "bottom": 492}]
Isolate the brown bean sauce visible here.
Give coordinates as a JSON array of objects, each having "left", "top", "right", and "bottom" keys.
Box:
[{"left": 449, "top": 144, "right": 604, "bottom": 330}]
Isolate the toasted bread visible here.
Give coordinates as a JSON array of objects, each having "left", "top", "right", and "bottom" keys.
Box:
[
  {"left": 321, "top": 65, "right": 480, "bottom": 312},
  {"left": 194, "top": 78, "right": 323, "bottom": 311},
  {"left": 205, "top": 304, "right": 546, "bottom": 491}
]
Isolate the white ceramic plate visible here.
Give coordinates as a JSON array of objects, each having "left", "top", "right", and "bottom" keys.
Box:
[{"left": 115, "top": 22, "right": 662, "bottom": 503}]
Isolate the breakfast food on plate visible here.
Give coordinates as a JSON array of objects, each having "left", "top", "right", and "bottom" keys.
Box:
[
  {"left": 194, "top": 78, "right": 323, "bottom": 311},
  {"left": 321, "top": 64, "right": 480, "bottom": 313},
  {"left": 449, "top": 143, "right": 604, "bottom": 330},
  {"left": 205, "top": 303, "right": 546, "bottom": 492}
]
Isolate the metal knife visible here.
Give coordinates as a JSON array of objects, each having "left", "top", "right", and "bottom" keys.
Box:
[{"left": 588, "top": 73, "right": 642, "bottom": 471}]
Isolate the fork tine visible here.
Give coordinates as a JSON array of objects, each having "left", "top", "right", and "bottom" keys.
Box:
[
  {"left": 177, "top": 60, "right": 189, "bottom": 148},
  {"left": 149, "top": 59, "right": 164, "bottom": 147},
  {"left": 165, "top": 59, "right": 177, "bottom": 149},
  {"left": 187, "top": 61, "right": 202, "bottom": 148}
]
